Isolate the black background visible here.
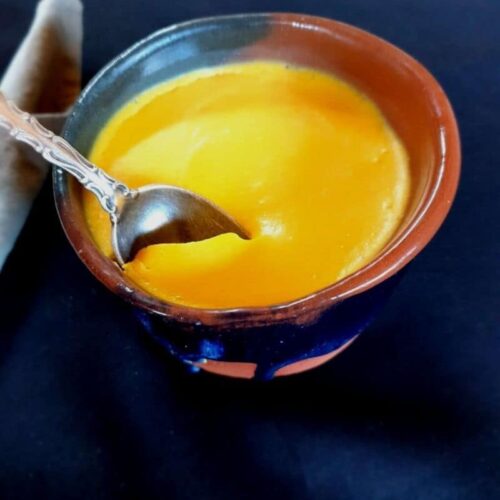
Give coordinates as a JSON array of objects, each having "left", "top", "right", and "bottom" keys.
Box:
[{"left": 1, "top": 1, "right": 499, "bottom": 499}]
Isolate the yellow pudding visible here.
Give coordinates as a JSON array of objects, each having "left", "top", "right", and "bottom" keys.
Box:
[{"left": 83, "top": 62, "right": 410, "bottom": 308}]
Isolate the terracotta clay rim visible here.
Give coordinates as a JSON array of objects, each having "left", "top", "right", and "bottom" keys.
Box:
[{"left": 54, "top": 13, "right": 461, "bottom": 328}]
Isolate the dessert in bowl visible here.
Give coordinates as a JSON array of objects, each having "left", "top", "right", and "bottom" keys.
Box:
[
  {"left": 84, "top": 61, "right": 410, "bottom": 308},
  {"left": 54, "top": 14, "right": 460, "bottom": 379}
]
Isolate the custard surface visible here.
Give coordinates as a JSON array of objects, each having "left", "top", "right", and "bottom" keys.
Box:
[{"left": 84, "top": 62, "right": 410, "bottom": 308}]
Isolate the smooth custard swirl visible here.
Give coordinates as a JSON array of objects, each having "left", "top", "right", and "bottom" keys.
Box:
[{"left": 84, "top": 62, "right": 410, "bottom": 308}]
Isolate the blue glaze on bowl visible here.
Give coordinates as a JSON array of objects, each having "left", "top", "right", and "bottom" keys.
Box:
[{"left": 134, "top": 273, "right": 402, "bottom": 380}]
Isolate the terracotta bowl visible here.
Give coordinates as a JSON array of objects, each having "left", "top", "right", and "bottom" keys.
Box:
[{"left": 53, "top": 13, "right": 460, "bottom": 380}]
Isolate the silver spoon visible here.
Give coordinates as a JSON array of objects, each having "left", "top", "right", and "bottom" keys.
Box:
[{"left": 0, "top": 93, "right": 249, "bottom": 265}]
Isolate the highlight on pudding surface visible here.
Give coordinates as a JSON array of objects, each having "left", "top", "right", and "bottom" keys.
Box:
[{"left": 83, "top": 61, "right": 410, "bottom": 308}]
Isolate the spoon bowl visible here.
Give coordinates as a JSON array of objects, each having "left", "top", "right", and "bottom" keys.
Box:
[{"left": 113, "top": 184, "right": 249, "bottom": 265}]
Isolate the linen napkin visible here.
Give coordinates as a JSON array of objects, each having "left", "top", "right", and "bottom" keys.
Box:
[{"left": 0, "top": 0, "right": 82, "bottom": 269}]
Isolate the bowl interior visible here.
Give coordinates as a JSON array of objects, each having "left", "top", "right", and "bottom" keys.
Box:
[{"left": 54, "top": 13, "right": 459, "bottom": 326}]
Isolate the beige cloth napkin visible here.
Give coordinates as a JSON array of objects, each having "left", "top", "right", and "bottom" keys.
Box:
[{"left": 0, "top": 0, "right": 82, "bottom": 269}]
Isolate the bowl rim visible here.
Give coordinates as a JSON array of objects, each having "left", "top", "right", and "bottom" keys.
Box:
[{"left": 53, "top": 12, "right": 461, "bottom": 328}]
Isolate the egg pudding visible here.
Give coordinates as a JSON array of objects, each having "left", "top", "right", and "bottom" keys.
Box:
[{"left": 83, "top": 62, "right": 410, "bottom": 308}]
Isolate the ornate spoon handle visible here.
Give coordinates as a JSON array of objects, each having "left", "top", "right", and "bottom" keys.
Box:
[{"left": 0, "top": 92, "right": 130, "bottom": 218}]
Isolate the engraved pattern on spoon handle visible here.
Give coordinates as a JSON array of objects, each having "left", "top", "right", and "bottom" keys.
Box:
[{"left": 0, "top": 92, "right": 132, "bottom": 218}]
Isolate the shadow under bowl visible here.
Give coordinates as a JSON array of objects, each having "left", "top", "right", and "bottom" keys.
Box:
[{"left": 53, "top": 13, "right": 460, "bottom": 380}]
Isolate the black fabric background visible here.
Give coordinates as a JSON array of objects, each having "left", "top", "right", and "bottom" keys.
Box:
[{"left": 0, "top": 1, "right": 499, "bottom": 498}]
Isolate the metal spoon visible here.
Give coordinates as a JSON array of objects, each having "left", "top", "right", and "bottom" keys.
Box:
[{"left": 0, "top": 93, "right": 249, "bottom": 265}]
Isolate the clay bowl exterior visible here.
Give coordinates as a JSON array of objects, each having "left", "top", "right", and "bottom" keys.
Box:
[{"left": 53, "top": 14, "right": 460, "bottom": 380}]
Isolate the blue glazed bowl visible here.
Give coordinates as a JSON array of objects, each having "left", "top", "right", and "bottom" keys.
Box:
[{"left": 54, "top": 14, "right": 460, "bottom": 379}]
